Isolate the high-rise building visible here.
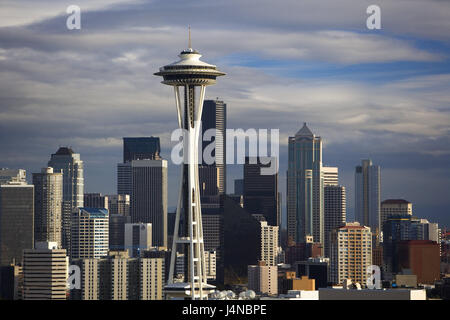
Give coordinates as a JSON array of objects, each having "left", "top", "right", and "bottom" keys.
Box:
[
  {"left": 123, "top": 137, "right": 161, "bottom": 163},
  {"left": 260, "top": 221, "right": 279, "bottom": 267},
  {"left": 124, "top": 223, "right": 152, "bottom": 258},
  {"left": 0, "top": 168, "right": 26, "bottom": 185},
  {"left": 70, "top": 208, "right": 109, "bottom": 259},
  {"left": 32, "top": 167, "right": 63, "bottom": 247},
  {"left": 48, "top": 147, "right": 84, "bottom": 251},
  {"left": 22, "top": 242, "right": 68, "bottom": 300},
  {"left": 323, "top": 167, "right": 338, "bottom": 186},
  {"left": 248, "top": 261, "right": 278, "bottom": 295},
  {"left": 84, "top": 193, "right": 108, "bottom": 210},
  {"left": 324, "top": 185, "right": 346, "bottom": 258},
  {"left": 355, "top": 159, "right": 380, "bottom": 234},
  {"left": 0, "top": 181, "right": 34, "bottom": 266},
  {"left": 244, "top": 156, "right": 279, "bottom": 227},
  {"left": 294, "top": 257, "right": 329, "bottom": 288},
  {"left": 204, "top": 250, "right": 217, "bottom": 281},
  {"left": 109, "top": 214, "right": 131, "bottom": 251},
  {"left": 287, "top": 123, "right": 324, "bottom": 244},
  {"left": 129, "top": 159, "right": 167, "bottom": 248},
  {"left": 0, "top": 263, "right": 23, "bottom": 300},
  {"left": 330, "top": 222, "right": 372, "bottom": 286},
  {"left": 71, "top": 251, "right": 164, "bottom": 300},
  {"left": 107, "top": 194, "right": 130, "bottom": 216},
  {"left": 117, "top": 163, "right": 132, "bottom": 196},
  {"left": 381, "top": 199, "right": 412, "bottom": 229},
  {"left": 199, "top": 99, "right": 227, "bottom": 196}
]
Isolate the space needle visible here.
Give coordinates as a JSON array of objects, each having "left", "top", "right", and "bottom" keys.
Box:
[{"left": 155, "top": 31, "right": 225, "bottom": 300}]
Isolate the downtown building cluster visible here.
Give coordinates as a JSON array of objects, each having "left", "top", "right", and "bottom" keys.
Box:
[{"left": 0, "top": 100, "right": 448, "bottom": 300}]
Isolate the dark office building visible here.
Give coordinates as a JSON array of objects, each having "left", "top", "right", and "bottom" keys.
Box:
[
  {"left": 234, "top": 179, "right": 244, "bottom": 196},
  {"left": 243, "top": 156, "right": 279, "bottom": 226},
  {"left": 294, "top": 259, "right": 329, "bottom": 288},
  {"left": 199, "top": 100, "right": 226, "bottom": 196},
  {"left": 109, "top": 214, "right": 131, "bottom": 251},
  {"left": 123, "top": 137, "right": 161, "bottom": 163},
  {"left": 0, "top": 183, "right": 34, "bottom": 266}
]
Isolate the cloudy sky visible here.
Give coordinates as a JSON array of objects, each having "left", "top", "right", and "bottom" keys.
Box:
[{"left": 1, "top": 0, "right": 449, "bottom": 227}]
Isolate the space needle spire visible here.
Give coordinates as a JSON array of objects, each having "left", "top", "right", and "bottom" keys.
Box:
[{"left": 155, "top": 32, "right": 225, "bottom": 300}]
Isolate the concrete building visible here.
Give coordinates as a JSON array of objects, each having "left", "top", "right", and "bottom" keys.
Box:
[
  {"left": 287, "top": 123, "right": 324, "bottom": 244},
  {"left": 381, "top": 199, "right": 412, "bottom": 229},
  {"left": 324, "top": 185, "right": 346, "bottom": 258},
  {"left": 32, "top": 167, "right": 63, "bottom": 247},
  {"left": 22, "top": 242, "right": 68, "bottom": 300},
  {"left": 70, "top": 208, "right": 109, "bottom": 259},
  {"left": 244, "top": 156, "right": 280, "bottom": 227},
  {"left": 355, "top": 159, "right": 380, "bottom": 235},
  {"left": 204, "top": 250, "right": 216, "bottom": 281},
  {"left": 248, "top": 261, "right": 278, "bottom": 296},
  {"left": 260, "top": 221, "right": 279, "bottom": 266},
  {"left": 322, "top": 167, "right": 338, "bottom": 186},
  {"left": 129, "top": 159, "right": 168, "bottom": 248},
  {"left": 0, "top": 181, "right": 34, "bottom": 266},
  {"left": 330, "top": 222, "right": 372, "bottom": 286},
  {"left": 84, "top": 193, "right": 108, "bottom": 210},
  {"left": 0, "top": 168, "right": 26, "bottom": 184},
  {"left": 124, "top": 223, "right": 152, "bottom": 257},
  {"left": 48, "top": 147, "right": 84, "bottom": 251},
  {"left": 107, "top": 194, "right": 130, "bottom": 216}
]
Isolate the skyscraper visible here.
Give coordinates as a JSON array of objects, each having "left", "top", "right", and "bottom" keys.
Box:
[
  {"left": 0, "top": 181, "right": 34, "bottom": 266},
  {"left": 260, "top": 221, "right": 279, "bottom": 267},
  {"left": 287, "top": 123, "right": 324, "bottom": 244},
  {"left": 70, "top": 208, "right": 109, "bottom": 259},
  {"left": 48, "top": 147, "right": 84, "bottom": 251},
  {"left": 324, "top": 185, "right": 346, "bottom": 258},
  {"left": 32, "top": 167, "right": 63, "bottom": 247},
  {"left": 199, "top": 99, "right": 227, "bottom": 197},
  {"left": 244, "top": 156, "right": 279, "bottom": 227},
  {"left": 130, "top": 159, "right": 168, "bottom": 248},
  {"left": 123, "top": 137, "right": 161, "bottom": 163},
  {"left": 355, "top": 159, "right": 380, "bottom": 234},
  {"left": 107, "top": 194, "right": 130, "bottom": 216},
  {"left": 330, "top": 222, "right": 372, "bottom": 286}
]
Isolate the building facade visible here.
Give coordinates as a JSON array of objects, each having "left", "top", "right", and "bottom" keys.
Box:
[
  {"left": 32, "top": 167, "right": 63, "bottom": 247},
  {"left": 248, "top": 261, "right": 278, "bottom": 295},
  {"left": 330, "top": 222, "right": 372, "bottom": 286},
  {"left": 124, "top": 223, "right": 152, "bottom": 257},
  {"left": 260, "top": 221, "right": 279, "bottom": 266},
  {"left": 287, "top": 123, "right": 324, "bottom": 244},
  {"left": 324, "top": 185, "right": 346, "bottom": 258}
]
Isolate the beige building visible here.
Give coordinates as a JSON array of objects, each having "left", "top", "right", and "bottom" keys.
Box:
[
  {"left": 32, "top": 167, "right": 63, "bottom": 247},
  {"left": 107, "top": 194, "right": 130, "bottom": 216},
  {"left": 23, "top": 242, "right": 69, "bottom": 300},
  {"left": 381, "top": 199, "right": 412, "bottom": 228},
  {"left": 204, "top": 250, "right": 216, "bottom": 281},
  {"left": 260, "top": 221, "right": 279, "bottom": 267},
  {"left": 248, "top": 261, "right": 278, "bottom": 295},
  {"left": 330, "top": 222, "right": 372, "bottom": 286},
  {"left": 72, "top": 251, "right": 164, "bottom": 300}
]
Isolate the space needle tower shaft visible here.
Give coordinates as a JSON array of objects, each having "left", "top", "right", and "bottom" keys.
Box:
[{"left": 155, "top": 32, "right": 225, "bottom": 300}]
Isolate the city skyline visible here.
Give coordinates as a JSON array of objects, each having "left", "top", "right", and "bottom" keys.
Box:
[{"left": 0, "top": 1, "right": 449, "bottom": 229}]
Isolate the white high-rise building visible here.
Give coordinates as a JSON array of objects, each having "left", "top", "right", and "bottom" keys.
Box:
[
  {"left": 204, "top": 250, "right": 216, "bottom": 281},
  {"left": 330, "top": 222, "right": 372, "bottom": 286},
  {"left": 323, "top": 167, "right": 338, "bottom": 186},
  {"left": 32, "top": 167, "right": 63, "bottom": 247},
  {"left": 0, "top": 168, "right": 26, "bottom": 185},
  {"left": 260, "top": 221, "right": 279, "bottom": 267},
  {"left": 22, "top": 242, "right": 69, "bottom": 300},
  {"left": 70, "top": 208, "right": 109, "bottom": 259}
]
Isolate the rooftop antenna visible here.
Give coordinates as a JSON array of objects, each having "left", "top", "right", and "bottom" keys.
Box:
[{"left": 188, "top": 25, "right": 192, "bottom": 49}]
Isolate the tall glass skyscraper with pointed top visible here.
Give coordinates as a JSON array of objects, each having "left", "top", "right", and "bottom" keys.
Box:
[{"left": 287, "top": 123, "right": 324, "bottom": 244}]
